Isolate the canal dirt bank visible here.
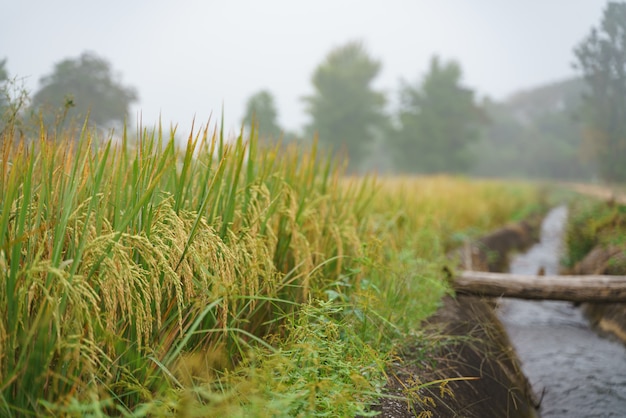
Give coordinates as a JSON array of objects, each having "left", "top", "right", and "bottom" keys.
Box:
[
  {"left": 571, "top": 245, "right": 626, "bottom": 344},
  {"left": 565, "top": 185, "right": 626, "bottom": 345},
  {"left": 372, "top": 217, "right": 542, "bottom": 417}
]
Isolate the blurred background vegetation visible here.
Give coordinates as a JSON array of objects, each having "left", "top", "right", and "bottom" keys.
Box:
[{"left": 2, "top": 2, "right": 625, "bottom": 182}]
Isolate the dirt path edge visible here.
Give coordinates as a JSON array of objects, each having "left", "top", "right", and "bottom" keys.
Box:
[{"left": 571, "top": 245, "right": 626, "bottom": 345}]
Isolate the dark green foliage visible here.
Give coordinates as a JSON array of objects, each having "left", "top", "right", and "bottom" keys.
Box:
[
  {"left": 31, "top": 51, "right": 138, "bottom": 131},
  {"left": 242, "top": 89, "right": 282, "bottom": 141},
  {"left": 392, "top": 56, "right": 485, "bottom": 173},
  {"left": 574, "top": 1, "right": 626, "bottom": 182},
  {"left": 303, "top": 41, "right": 388, "bottom": 171}
]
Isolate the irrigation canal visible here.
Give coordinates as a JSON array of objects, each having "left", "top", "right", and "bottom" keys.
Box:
[{"left": 497, "top": 206, "right": 626, "bottom": 417}]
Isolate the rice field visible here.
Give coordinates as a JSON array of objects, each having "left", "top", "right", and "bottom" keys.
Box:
[{"left": 0, "top": 123, "right": 540, "bottom": 416}]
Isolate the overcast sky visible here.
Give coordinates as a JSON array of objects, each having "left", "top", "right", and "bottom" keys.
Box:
[{"left": 1, "top": 0, "right": 608, "bottom": 136}]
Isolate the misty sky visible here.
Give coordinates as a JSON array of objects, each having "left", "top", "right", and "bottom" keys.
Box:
[{"left": 1, "top": 0, "right": 608, "bottom": 136}]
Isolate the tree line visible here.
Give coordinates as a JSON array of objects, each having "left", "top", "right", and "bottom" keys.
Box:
[
  {"left": 243, "top": 46, "right": 484, "bottom": 174},
  {"left": 2, "top": 1, "right": 626, "bottom": 182},
  {"left": 241, "top": 1, "right": 626, "bottom": 182},
  {"left": 0, "top": 52, "right": 138, "bottom": 139}
]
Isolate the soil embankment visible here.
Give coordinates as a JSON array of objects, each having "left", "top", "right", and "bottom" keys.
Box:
[
  {"left": 571, "top": 245, "right": 626, "bottom": 344},
  {"left": 565, "top": 183, "right": 626, "bottom": 345},
  {"left": 373, "top": 220, "right": 541, "bottom": 417}
]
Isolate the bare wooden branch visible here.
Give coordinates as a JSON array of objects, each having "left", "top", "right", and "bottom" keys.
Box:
[{"left": 454, "top": 270, "right": 626, "bottom": 302}]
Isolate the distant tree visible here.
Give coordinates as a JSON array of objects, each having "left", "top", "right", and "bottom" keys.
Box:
[
  {"left": 0, "top": 58, "right": 8, "bottom": 113},
  {"left": 392, "top": 56, "right": 485, "bottom": 173},
  {"left": 242, "top": 89, "right": 282, "bottom": 141},
  {"left": 0, "top": 59, "right": 34, "bottom": 137},
  {"left": 31, "top": 51, "right": 138, "bottom": 132},
  {"left": 0, "top": 59, "right": 7, "bottom": 80},
  {"left": 574, "top": 1, "right": 626, "bottom": 182},
  {"left": 0, "top": 58, "right": 10, "bottom": 134},
  {"left": 303, "top": 41, "right": 387, "bottom": 170}
]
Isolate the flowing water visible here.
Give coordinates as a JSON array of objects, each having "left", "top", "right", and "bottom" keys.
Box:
[{"left": 497, "top": 206, "right": 626, "bottom": 417}]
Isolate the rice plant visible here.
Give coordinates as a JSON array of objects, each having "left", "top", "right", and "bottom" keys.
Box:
[{"left": 0, "top": 121, "right": 541, "bottom": 416}]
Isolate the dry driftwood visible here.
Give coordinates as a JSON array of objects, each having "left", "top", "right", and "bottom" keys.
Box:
[{"left": 454, "top": 270, "right": 626, "bottom": 303}]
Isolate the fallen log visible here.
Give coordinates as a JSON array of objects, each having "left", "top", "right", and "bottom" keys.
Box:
[{"left": 454, "top": 270, "right": 626, "bottom": 303}]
